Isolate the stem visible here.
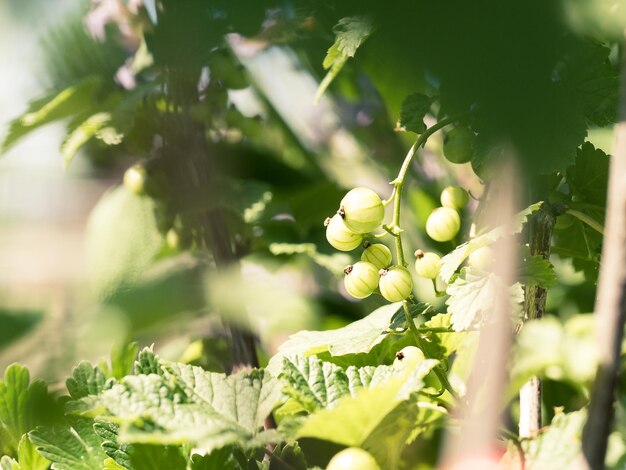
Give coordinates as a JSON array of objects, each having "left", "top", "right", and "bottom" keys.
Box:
[
  {"left": 391, "top": 113, "right": 470, "bottom": 266},
  {"left": 519, "top": 198, "right": 555, "bottom": 438},
  {"left": 582, "top": 42, "right": 626, "bottom": 470},
  {"left": 566, "top": 209, "right": 605, "bottom": 235},
  {"left": 402, "top": 302, "right": 459, "bottom": 400}
]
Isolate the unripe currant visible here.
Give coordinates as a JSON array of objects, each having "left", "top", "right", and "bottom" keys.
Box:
[
  {"left": 440, "top": 186, "right": 469, "bottom": 210},
  {"left": 414, "top": 250, "right": 441, "bottom": 279},
  {"left": 339, "top": 187, "right": 385, "bottom": 234},
  {"left": 327, "top": 448, "right": 380, "bottom": 470},
  {"left": 379, "top": 266, "right": 413, "bottom": 302},
  {"left": 468, "top": 245, "right": 493, "bottom": 271},
  {"left": 124, "top": 164, "right": 148, "bottom": 195},
  {"left": 443, "top": 126, "right": 475, "bottom": 164},
  {"left": 325, "top": 214, "right": 363, "bottom": 251},
  {"left": 426, "top": 207, "right": 461, "bottom": 242},
  {"left": 361, "top": 242, "right": 393, "bottom": 270},
  {"left": 344, "top": 262, "right": 380, "bottom": 299},
  {"left": 393, "top": 346, "right": 425, "bottom": 368}
]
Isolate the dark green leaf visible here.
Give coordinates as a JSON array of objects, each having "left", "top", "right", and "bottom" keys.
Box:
[{"left": 398, "top": 93, "right": 433, "bottom": 134}]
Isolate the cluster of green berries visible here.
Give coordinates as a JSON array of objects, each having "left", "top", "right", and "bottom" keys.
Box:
[
  {"left": 425, "top": 186, "right": 468, "bottom": 242},
  {"left": 324, "top": 187, "right": 414, "bottom": 302}
]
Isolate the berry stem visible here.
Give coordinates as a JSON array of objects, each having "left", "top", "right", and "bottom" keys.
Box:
[{"left": 391, "top": 113, "right": 470, "bottom": 267}]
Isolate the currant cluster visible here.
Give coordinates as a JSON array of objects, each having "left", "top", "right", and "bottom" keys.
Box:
[
  {"left": 425, "top": 186, "right": 468, "bottom": 242},
  {"left": 324, "top": 187, "right": 414, "bottom": 302}
]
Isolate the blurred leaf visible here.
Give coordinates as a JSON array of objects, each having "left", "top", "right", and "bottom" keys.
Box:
[
  {"left": 518, "top": 255, "right": 557, "bottom": 288},
  {"left": 102, "top": 342, "right": 139, "bottom": 380},
  {"left": 446, "top": 269, "right": 524, "bottom": 332},
  {"left": 61, "top": 112, "right": 113, "bottom": 166},
  {"left": 316, "top": 16, "right": 374, "bottom": 102},
  {"left": 502, "top": 410, "right": 586, "bottom": 469},
  {"left": 439, "top": 202, "right": 543, "bottom": 282},
  {"left": 268, "top": 442, "right": 307, "bottom": 470},
  {"left": 0, "top": 309, "right": 42, "bottom": 350},
  {"left": 85, "top": 186, "right": 164, "bottom": 301},
  {"left": 29, "top": 416, "right": 108, "bottom": 470},
  {"left": 15, "top": 436, "right": 48, "bottom": 470},
  {"left": 398, "top": 93, "right": 433, "bottom": 134},
  {"left": 267, "top": 303, "right": 408, "bottom": 375},
  {"left": 2, "top": 78, "right": 101, "bottom": 153},
  {"left": 189, "top": 447, "right": 249, "bottom": 469},
  {"left": 0, "top": 364, "right": 56, "bottom": 456},
  {"left": 269, "top": 243, "right": 351, "bottom": 276}
]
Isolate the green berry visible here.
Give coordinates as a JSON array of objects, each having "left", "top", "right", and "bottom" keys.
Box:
[
  {"left": 414, "top": 250, "right": 441, "bottom": 279},
  {"left": 344, "top": 262, "right": 380, "bottom": 299},
  {"left": 339, "top": 187, "right": 385, "bottom": 234},
  {"left": 443, "top": 126, "right": 475, "bottom": 164},
  {"left": 325, "top": 214, "right": 363, "bottom": 251},
  {"left": 379, "top": 266, "right": 413, "bottom": 302},
  {"left": 440, "top": 186, "right": 469, "bottom": 210},
  {"left": 361, "top": 242, "right": 393, "bottom": 270},
  {"left": 426, "top": 207, "right": 461, "bottom": 242},
  {"left": 393, "top": 346, "right": 425, "bottom": 368},
  {"left": 468, "top": 246, "right": 493, "bottom": 271},
  {"left": 124, "top": 164, "right": 147, "bottom": 195},
  {"left": 327, "top": 448, "right": 380, "bottom": 470},
  {"left": 554, "top": 213, "right": 575, "bottom": 230}
]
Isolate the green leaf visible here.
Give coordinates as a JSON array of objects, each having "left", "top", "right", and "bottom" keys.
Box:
[
  {"left": 446, "top": 269, "right": 524, "bottom": 332},
  {"left": 77, "top": 358, "right": 283, "bottom": 454},
  {"left": 518, "top": 255, "right": 557, "bottom": 288},
  {"left": 61, "top": 112, "right": 113, "bottom": 166},
  {"left": 1, "top": 78, "right": 101, "bottom": 153},
  {"left": 315, "top": 16, "right": 374, "bottom": 102},
  {"left": 291, "top": 360, "right": 439, "bottom": 470},
  {"left": 16, "top": 435, "right": 49, "bottom": 470},
  {"left": 268, "top": 243, "right": 351, "bottom": 277},
  {"left": 267, "top": 303, "right": 410, "bottom": 375},
  {"left": 567, "top": 142, "right": 610, "bottom": 207},
  {"left": 102, "top": 342, "right": 140, "bottom": 380},
  {"left": 29, "top": 416, "right": 108, "bottom": 470},
  {"left": 66, "top": 362, "right": 107, "bottom": 400},
  {"left": 134, "top": 347, "right": 163, "bottom": 376},
  {"left": 269, "top": 442, "right": 307, "bottom": 470},
  {"left": 103, "top": 458, "right": 126, "bottom": 470},
  {"left": 189, "top": 447, "right": 249, "bottom": 470},
  {"left": 439, "top": 202, "right": 543, "bottom": 282},
  {"left": 85, "top": 186, "right": 164, "bottom": 301},
  {"left": 502, "top": 411, "right": 586, "bottom": 469},
  {"left": 0, "top": 309, "right": 43, "bottom": 351},
  {"left": 397, "top": 93, "right": 433, "bottom": 134},
  {"left": 0, "top": 364, "right": 56, "bottom": 456},
  {"left": 509, "top": 315, "right": 596, "bottom": 397}
]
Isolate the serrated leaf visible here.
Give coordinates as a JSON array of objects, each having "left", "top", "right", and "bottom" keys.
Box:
[
  {"left": 29, "top": 416, "right": 108, "bottom": 470},
  {"left": 85, "top": 186, "right": 163, "bottom": 301},
  {"left": 189, "top": 447, "right": 249, "bottom": 470},
  {"left": 77, "top": 358, "right": 283, "bottom": 454},
  {"left": 446, "top": 269, "right": 524, "bottom": 332},
  {"left": 66, "top": 362, "right": 107, "bottom": 400},
  {"left": 267, "top": 303, "right": 409, "bottom": 375},
  {"left": 61, "top": 112, "right": 112, "bottom": 166},
  {"left": 16, "top": 434, "right": 48, "bottom": 470},
  {"left": 567, "top": 142, "right": 610, "bottom": 207},
  {"left": 0, "top": 364, "right": 56, "bottom": 456},
  {"left": 134, "top": 348, "right": 163, "bottom": 375},
  {"left": 518, "top": 255, "right": 557, "bottom": 288},
  {"left": 269, "top": 442, "right": 307, "bottom": 470},
  {"left": 1, "top": 78, "right": 101, "bottom": 153},
  {"left": 398, "top": 93, "right": 433, "bottom": 134},
  {"left": 502, "top": 411, "right": 586, "bottom": 469},
  {"left": 315, "top": 16, "right": 374, "bottom": 102},
  {"left": 439, "top": 202, "right": 543, "bottom": 282},
  {"left": 291, "top": 360, "right": 438, "bottom": 470}
]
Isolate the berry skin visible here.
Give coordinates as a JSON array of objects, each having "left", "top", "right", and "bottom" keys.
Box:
[
  {"left": 468, "top": 246, "right": 493, "bottom": 271},
  {"left": 339, "top": 187, "right": 385, "bottom": 234},
  {"left": 361, "top": 242, "right": 393, "bottom": 270},
  {"left": 344, "top": 262, "right": 380, "bottom": 299},
  {"left": 325, "top": 214, "right": 363, "bottom": 251},
  {"left": 327, "top": 448, "right": 380, "bottom": 470},
  {"left": 443, "top": 126, "right": 475, "bottom": 164},
  {"left": 393, "top": 346, "right": 426, "bottom": 368},
  {"left": 124, "top": 164, "right": 147, "bottom": 195},
  {"left": 440, "top": 186, "right": 469, "bottom": 210},
  {"left": 414, "top": 250, "right": 441, "bottom": 279},
  {"left": 426, "top": 207, "right": 461, "bottom": 242},
  {"left": 379, "top": 266, "right": 413, "bottom": 302}
]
